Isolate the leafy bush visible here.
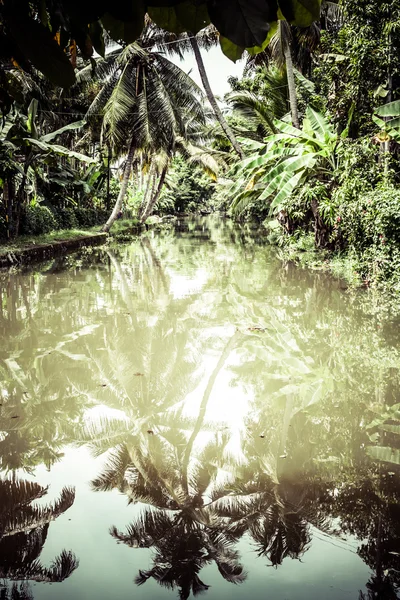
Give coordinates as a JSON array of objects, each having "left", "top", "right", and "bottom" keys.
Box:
[
  {"left": 20, "top": 204, "right": 58, "bottom": 235},
  {"left": 53, "top": 207, "right": 79, "bottom": 230},
  {"left": 75, "top": 208, "right": 107, "bottom": 227}
]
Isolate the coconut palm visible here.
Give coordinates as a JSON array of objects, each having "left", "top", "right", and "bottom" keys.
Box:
[
  {"left": 226, "top": 66, "right": 288, "bottom": 140},
  {"left": 139, "top": 20, "right": 245, "bottom": 159},
  {"left": 85, "top": 42, "right": 206, "bottom": 230}
]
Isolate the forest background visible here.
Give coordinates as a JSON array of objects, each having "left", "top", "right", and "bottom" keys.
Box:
[{"left": 0, "top": 0, "right": 399, "bottom": 295}]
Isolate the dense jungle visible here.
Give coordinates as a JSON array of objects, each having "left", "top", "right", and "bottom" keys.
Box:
[{"left": 1, "top": 1, "right": 400, "bottom": 599}]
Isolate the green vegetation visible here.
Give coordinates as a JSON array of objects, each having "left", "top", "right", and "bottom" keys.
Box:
[{"left": 1, "top": 0, "right": 400, "bottom": 298}]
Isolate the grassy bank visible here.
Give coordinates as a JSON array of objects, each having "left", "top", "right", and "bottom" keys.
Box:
[{"left": 0, "top": 219, "right": 142, "bottom": 267}]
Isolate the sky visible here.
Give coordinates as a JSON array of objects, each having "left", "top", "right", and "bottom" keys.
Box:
[{"left": 172, "top": 44, "right": 245, "bottom": 99}]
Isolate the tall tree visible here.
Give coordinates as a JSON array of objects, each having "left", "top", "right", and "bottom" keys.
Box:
[
  {"left": 85, "top": 43, "right": 206, "bottom": 230},
  {"left": 139, "top": 21, "right": 245, "bottom": 159}
]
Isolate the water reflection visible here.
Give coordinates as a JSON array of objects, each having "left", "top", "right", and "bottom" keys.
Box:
[
  {"left": 0, "top": 477, "right": 77, "bottom": 597},
  {"left": 1, "top": 217, "right": 400, "bottom": 598}
]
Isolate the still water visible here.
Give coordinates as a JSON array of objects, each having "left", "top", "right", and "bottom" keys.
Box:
[{"left": 1, "top": 217, "right": 400, "bottom": 600}]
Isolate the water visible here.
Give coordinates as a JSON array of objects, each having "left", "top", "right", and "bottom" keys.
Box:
[{"left": 1, "top": 217, "right": 400, "bottom": 600}]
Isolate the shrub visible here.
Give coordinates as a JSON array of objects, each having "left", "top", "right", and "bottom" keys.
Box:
[
  {"left": 20, "top": 204, "right": 58, "bottom": 235},
  {"left": 75, "top": 208, "right": 107, "bottom": 227},
  {"left": 53, "top": 207, "right": 79, "bottom": 230}
]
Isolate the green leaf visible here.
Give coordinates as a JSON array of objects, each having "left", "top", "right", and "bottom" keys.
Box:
[
  {"left": 341, "top": 102, "right": 355, "bottom": 139},
  {"left": 270, "top": 170, "right": 304, "bottom": 211},
  {"left": 305, "top": 106, "right": 333, "bottom": 140},
  {"left": 294, "top": 68, "right": 315, "bottom": 93},
  {"left": 40, "top": 120, "right": 86, "bottom": 143},
  {"left": 246, "top": 22, "right": 278, "bottom": 56},
  {"left": 375, "top": 100, "right": 400, "bottom": 118},
  {"left": 367, "top": 446, "right": 400, "bottom": 466},
  {"left": 209, "top": 0, "right": 278, "bottom": 50},
  {"left": 379, "top": 424, "right": 400, "bottom": 435},
  {"left": 387, "top": 116, "right": 400, "bottom": 131},
  {"left": 26, "top": 99, "right": 39, "bottom": 139},
  {"left": 150, "top": 1, "right": 210, "bottom": 34},
  {"left": 372, "top": 114, "right": 387, "bottom": 130},
  {"left": 175, "top": 2, "right": 210, "bottom": 32},
  {"left": 101, "top": 9, "right": 145, "bottom": 45},
  {"left": 24, "top": 138, "right": 95, "bottom": 163},
  {"left": 7, "top": 15, "right": 75, "bottom": 88},
  {"left": 278, "top": 0, "right": 321, "bottom": 26},
  {"left": 220, "top": 36, "right": 244, "bottom": 62},
  {"left": 259, "top": 153, "right": 317, "bottom": 200}
]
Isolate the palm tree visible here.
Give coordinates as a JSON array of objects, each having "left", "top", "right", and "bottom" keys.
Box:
[
  {"left": 85, "top": 42, "right": 206, "bottom": 230},
  {"left": 139, "top": 20, "right": 245, "bottom": 159},
  {"left": 226, "top": 66, "right": 288, "bottom": 140}
]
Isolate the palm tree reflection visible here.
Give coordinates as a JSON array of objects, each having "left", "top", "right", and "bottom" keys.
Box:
[
  {"left": 112, "top": 508, "right": 245, "bottom": 599},
  {"left": 0, "top": 477, "right": 78, "bottom": 587}
]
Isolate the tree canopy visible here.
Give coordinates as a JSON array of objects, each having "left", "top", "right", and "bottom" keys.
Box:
[{"left": 0, "top": 0, "right": 321, "bottom": 88}]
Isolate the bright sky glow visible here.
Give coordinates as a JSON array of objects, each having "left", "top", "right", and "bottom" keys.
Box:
[{"left": 172, "top": 45, "right": 245, "bottom": 99}]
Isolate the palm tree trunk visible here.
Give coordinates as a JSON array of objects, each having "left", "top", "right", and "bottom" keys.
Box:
[
  {"left": 138, "top": 164, "right": 155, "bottom": 220},
  {"left": 140, "top": 166, "right": 168, "bottom": 223},
  {"left": 102, "top": 140, "right": 135, "bottom": 233},
  {"left": 189, "top": 36, "right": 244, "bottom": 160},
  {"left": 284, "top": 44, "right": 300, "bottom": 129}
]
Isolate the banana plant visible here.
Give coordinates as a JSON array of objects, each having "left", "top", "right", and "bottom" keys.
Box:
[
  {"left": 372, "top": 99, "right": 400, "bottom": 146},
  {"left": 230, "top": 106, "right": 347, "bottom": 217},
  {"left": 6, "top": 99, "right": 94, "bottom": 164}
]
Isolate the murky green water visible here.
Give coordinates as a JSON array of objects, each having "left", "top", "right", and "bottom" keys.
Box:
[{"left": 1, "top": 217, "right": 400, "bottom": 600}]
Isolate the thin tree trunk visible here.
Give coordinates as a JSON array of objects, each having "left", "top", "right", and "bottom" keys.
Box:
[
  {"left": 138, "top": 164, "right": 155, "bottom": 220},
  {"left": 138, "top": 155, "right": 144, "bottom": 192},
  {"left": 102, "top": 141, "right": 135, "bottom": 233},
  {"left": 106, "top": 145, "right": 111, "bottom": 211},
  {"left": 140, "top": 166, "right": 168, "bottom": 223},
  {"left": 284, "top": 44, "right": 300, "bottom": 129},
  {"left": 189, "top": 36, "right": 244, "bottom": 160}
]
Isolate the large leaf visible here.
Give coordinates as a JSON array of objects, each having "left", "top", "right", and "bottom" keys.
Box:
[
  {"left": 26, "top": 99, "right": 39, "bottom": 139},
  {"left": 270, "top": 169, "right": 304, "bottom": 211},
  {"left": 208, "top": 0, "right": 279, "bottom": 50},
  {"left": 40, "top": 120, "right": 86, "bottom": 143},
  {"left": 258, "top": 153, "right": 317, "bottom": 200},
  {"left": 101, "top": 0, "right": 146, "bottom": 45},
  {"left": 220, "top": 36, "right": 245, "bottom": 62},
  {"left": 375, "top": 100, "right": 400, "bottom": 118},
  {"left": 149, "top": 1, "right": 210, "bottom": 34},
  {"left": 367, "top": 446, "right": 400, "bottom": 466},
  {"left": 24, "top": 138, "right": 95, "bottom": 163},
  {"left": 304, "top": 106, "right": 334, "bottom": 140},
  {"left": 278, "top": 0, "right": 321, "bottom": 26},
  {"left": 294, "top": 68, "right": 315, "bottom": 93},
  {"left": 7, "top": 15, "right": 75, "bottom": 88}
]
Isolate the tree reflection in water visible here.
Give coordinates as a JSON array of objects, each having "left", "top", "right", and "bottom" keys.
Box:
[
  {"left": 4, "top": 219, "right": 400, "bottom": 598},
  {"left": 0, "top": 477, "right": 78, "bottom": 597}
]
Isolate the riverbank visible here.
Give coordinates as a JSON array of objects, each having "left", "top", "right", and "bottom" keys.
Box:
[
  {"left": 0, "top": 220, "right": 142, "bottom": 268},
  {"left": 272, "top": 229, "right": 400, "bottom": 317}
]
